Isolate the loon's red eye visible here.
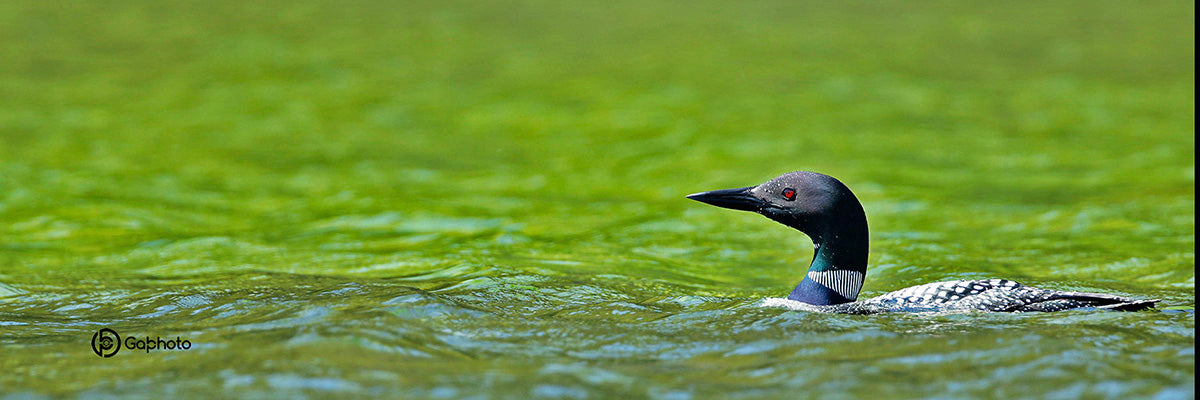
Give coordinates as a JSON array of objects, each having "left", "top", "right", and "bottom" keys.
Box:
[{"left": 782, "top": 188, "right": 796, "bottom": 201}]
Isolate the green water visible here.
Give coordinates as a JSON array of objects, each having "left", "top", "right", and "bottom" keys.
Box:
[{"left": 0, "top": 1, "right": 1194, "bottom": 398}]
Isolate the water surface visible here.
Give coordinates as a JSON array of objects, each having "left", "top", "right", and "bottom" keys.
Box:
[{"left": 0, "top": 0, "right": 1194, "bottom": 398}]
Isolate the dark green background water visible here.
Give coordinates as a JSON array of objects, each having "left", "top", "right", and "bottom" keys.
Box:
[{"left": 0, "top": 1, "right": 1194, "bottom": 398}]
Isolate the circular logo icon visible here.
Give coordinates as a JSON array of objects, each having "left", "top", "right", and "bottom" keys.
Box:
[{"left": 92, "top": 328, "right": 120, "bottom": 358}]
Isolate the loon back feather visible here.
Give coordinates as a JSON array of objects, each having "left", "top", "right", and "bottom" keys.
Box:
[{"left": 1036, "top": 292, "right": 1161, "bottom": 312}]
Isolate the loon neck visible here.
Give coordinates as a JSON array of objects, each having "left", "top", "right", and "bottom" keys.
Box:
[{"left": 786, "top": 213, "right": 869, "bottom": 305}]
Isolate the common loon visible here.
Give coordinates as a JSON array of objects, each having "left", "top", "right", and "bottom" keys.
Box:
[{"left": 687, "top": 171, "right": 1159, "bottom": 314}]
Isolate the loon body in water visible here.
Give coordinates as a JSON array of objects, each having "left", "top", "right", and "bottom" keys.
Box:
[{"left": 687, "top": 171, "right": 1159, "bottom": 314}]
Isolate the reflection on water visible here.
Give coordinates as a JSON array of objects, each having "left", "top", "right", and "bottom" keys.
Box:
[{"left": 1, "top": 258, "right": 1193, "bottom": 397}]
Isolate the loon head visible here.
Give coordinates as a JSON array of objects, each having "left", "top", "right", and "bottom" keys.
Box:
[
  {"left": 685, "top": 171, "right": 863, "bottom": 242},
  {"left": 687, "top": 171, "right": 870, "bottom": 305}
]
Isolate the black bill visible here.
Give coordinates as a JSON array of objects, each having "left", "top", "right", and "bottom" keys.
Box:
[{"left": 686, "top": 186, "right": 765, "bottom": 212}]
